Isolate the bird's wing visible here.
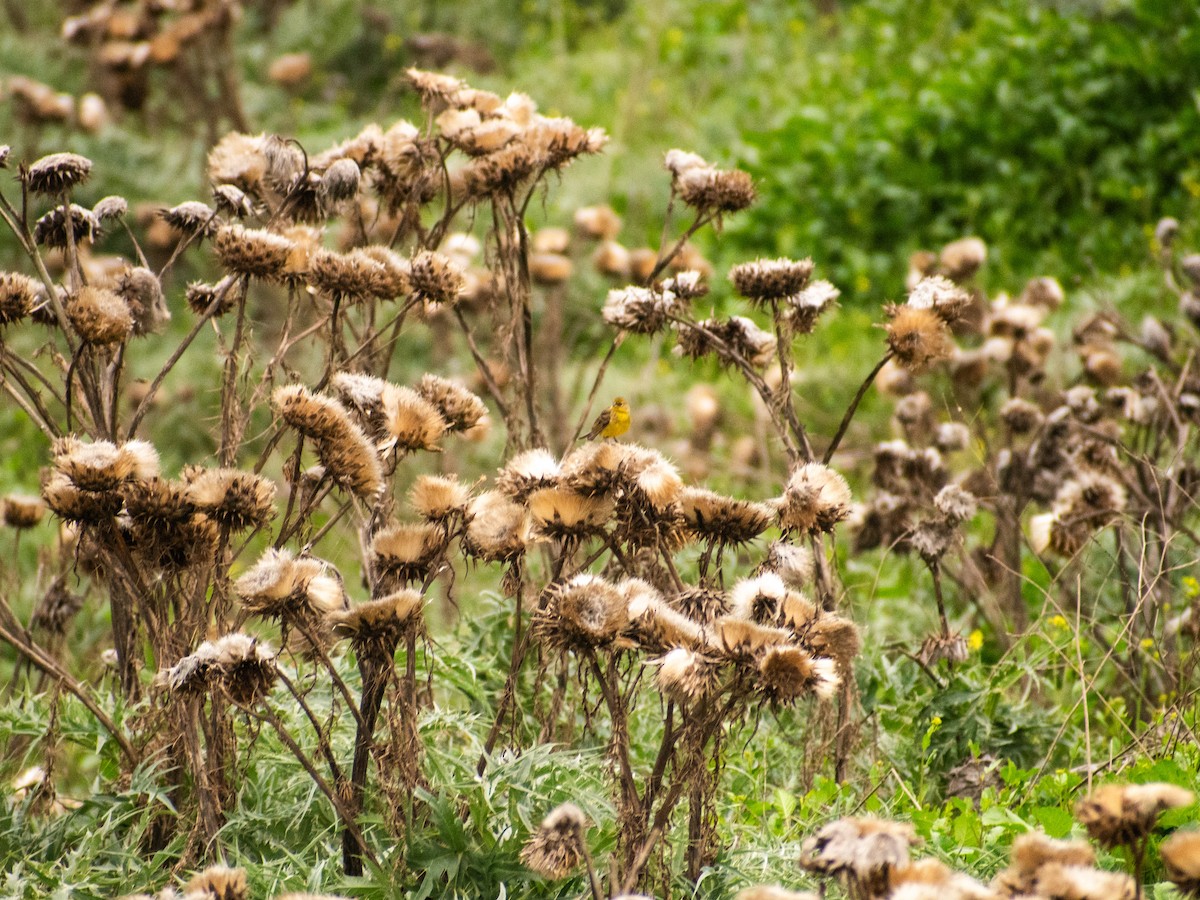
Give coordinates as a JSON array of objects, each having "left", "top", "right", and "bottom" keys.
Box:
[{"left": 584, "top": 407, "right": 612, "bottom": 440}]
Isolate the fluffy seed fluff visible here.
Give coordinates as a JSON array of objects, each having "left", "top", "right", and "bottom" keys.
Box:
[
  {"left": 654, "top": 646, "right": 721, "bottom": 702},
  {"left": 497, "top": 448, "right": 561, "bottom": 501},
  {"left": 161, "top": 633, "right": 276, "bottom": 705},
  {"left": 409, "top": 474, "right": 470, "bottom": 521},
  {"left": 461, "top": 491, "right": 530, "bottom": 563},
  {"left": 234, "top": 548, "right": 346, "bottom": 623},
  {"left": 756, "top": 645, "right": 839, "bottom": 703}
]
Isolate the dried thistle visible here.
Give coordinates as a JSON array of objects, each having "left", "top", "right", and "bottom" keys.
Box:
[
  {"left": 679, "top": 487, "right": 773, "bottom": 546},
  {"left": 409, "top": 250, "right": 465, "bottom": 306},
  {"left": 161, "top": 633, "right": 276, "bottom": 705},
  {"left": 756, "top": 645, "right": 838, "bottom": 703},
  {"left": 414, "top": 374, "right": 487, "bottom": 433},
  {"left": 2, "top": 494, "right": 45, "bottom": 529},
  {"left": 1074, "top": 782, "right": 1194, "bottom": 849},
  {"left": 533, "top": 574, "right": 628, "bottom": 652},
  {"left": 183, "top": 864, "right": 248, "bottom": 900},
  {"left": 461, "top": 491, "right": 530, "bottom": 563},
  {"left": 654, "top": 646, "right": 721, "bottom": 701},
  {"left": 885, "top": 305, "right": 954, "bottom": 372},
  {"left": 185, "top": 468, "right": 277, "bottom": 532},
  {"left": 778, "top": 462, "right": 852, "bottom": 535},
  {"left": 528, "top": 487, "right": 611, "bottom": 541},
  {"left": 497, "top": 448, "right": 561, "bottom": 501},
  {"left": 27, "top": 152, "right": 92, "bottom": 195},
  {"left": 234, "top": 548, "right": 346, "bottom": 622},
  {"left": 65, "top": 287, "right": 132, "bottom": 345},
  {"left": 800, "top": 817, "right": 920, "bottom": 898},
  {"left": 409, "top": 474, "right": 470, "bottom": 522},
  {"left": 1162, "top": 830, "right": 1200, "bottom": 898},
  {"left": 214, "top": 225, "right": 294, "bottom": 281},
  {"left": 520, "top": 802, "right": 588, "bottom": 880},
  {"left": 372, "top": 521, "right": 446, "bottom": 586},
  {"left": 0, "top": 272, "right": 41, "bottom": 326},
  {"left": 729, "top": 257, "right": 814, "bottom": 305},
  {"left": 161, "top": 201, "right": 220, "bottom": 239},
  {"left": 330, "top": 589, "right": 424, "bottom": 656},
  {"left": 33, "top": 204, "right": 99, "bottom": 248}
]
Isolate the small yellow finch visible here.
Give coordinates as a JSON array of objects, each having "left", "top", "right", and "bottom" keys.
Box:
[{"left": 583, "top": 397, "right": 631, "bottom": 441}]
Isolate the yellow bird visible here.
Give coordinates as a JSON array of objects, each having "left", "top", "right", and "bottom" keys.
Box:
[{"left": 583, "top": 397, "right": 631, "bottom": 441}]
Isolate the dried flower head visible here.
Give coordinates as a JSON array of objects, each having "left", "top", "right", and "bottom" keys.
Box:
[
  {"left": 308, "top": 247, "right": 387, "bottom": 299},
  {"left": 185, "top": 468, "right": 276, "bottom": 531},
  {"left": 779, "top": 463, "right": 852, "bottom": 535},
  {"left": 497, "top": 448, "right": 561, "bottom": 501},
  {"left": 602, "top": 285, "right": 679, "bottom": 334},
  {"left": 670, "top": 586, "right": 730, "bottom": 624},
  {"left": 3, "top": 494, "right": 45, "bottom": 529},
  {"left": 528, "top": 487, "right": 611, "bottom": 541},
  {"left": 885, "top": 306, "right": 954, "bottom": 372},
  {"left": 800, "top": 817, "right": 920, "bottom": 897},
  {"left": 759, "top": 540, "right": 815, "bottom": 589},
  {"left": 626, "top": 589, "right": 705, "bottom": 652},
  {"left": 462, "top": 491, "right": 530, "bottom": 563},
  {"left": 534, "top": 574, "right": 627, "bottom": 652},
  {"left": 574, "top": 204, "right": 622, "bottom": 239},
  {"left": 378, "top": 385, "right": 447, "bottom": 453},
  {"left": 729, "top": 573, "right": 788, "bottom": 625},
  {"left": 408, "top": 250, "right": 465, "bottom": 306},
  {"left": 711, "top": 616, "right": 792, "bottom": 660},
  {"left": 27, "top": 152, "right": 92, "bottom": 195},
  {"left": 939, "top": 237, "right": 987, "bottom": 281},
  {"left": 272, "top": 385, "right": 383, "bottom": 498},
  {"left": 1075, "top": 783, "right": 1194, "bottom": 849},
  {"left": 729, "top": 257, "right": 814, "bottom": 305},
  {"left": 208, "top": 132, "right": 268, "bottom": 190},
  {"left": 372, "top": 521, "right": 446, "bottom": 586},
  {"left": 113, "top": 266, "right": 169, "bottom": 335},
  {"left": 183, "top": 864, "right": 248, "bottom": 900},
  {"left": 161, "top": 201, "right": 220, "bottom": 239},
  {"left": 41, "top": 471, "right": 122, "bottom": 524},
  {"left": 679, "top": 487, "right": 773, "bottom": 546},
  {"left": 757, "top": 645, "right": 838, "bottom": 703},
  {"left": 65, "top": 286, "right": 132, "bottom": 345},
  {"left": 186, "top": 275, "right": 244, "bottom": 316},
  {"left": 331, "top": 589, "right": 424, "bottom": 655},
  {"left": 414, "top": 374, "right": 486, "bottom": 433},
  {"left": 907, "top": 275, "right": 972, "bottom": 324},
  {"left": 676, "top": 315, "right": 777, "bottom": 368},
  {"left": 1032, "top": 862, "right": 1135, "bottom": 900},
  {"left": 918, "top": 632, "right": 969, "bottom": 665},
  {"left": 214, "top": 225, "right": 294, "bottom": 280},
  {"left": 677, "top": 165, "right": 756, "bottom": 214},
  {"left": 409, "top": 474, "right": 470, "bottom": 522},
  {"left": 234, "top": 549, "right": 345, "bottom": 622},
  {"left": 162, "top": 633, "right": 276, "bottom": 705},
  {"left": 0, "top": 272, "right": 41, "bottom": 326},
  {"left": 520, "top": 802, "right": 588, "bottom": 880},
  {"left": 785, "top": 280, "right": 840, "bottom": 334},
  {"left": 655, "top": 646, "right": 721, "bottom": 701},
  {"left": 33, "top": 204, "right": 99, "bottom": 248},
  {"left": 1162, "top": 830, "right": 1200, "bottom": 898},
  {"left": 1000, "top": 397, "right": 1044, "bottom": 434},
  {"left": 993, "top": 832, "right": 1096, "bottom": 895}
]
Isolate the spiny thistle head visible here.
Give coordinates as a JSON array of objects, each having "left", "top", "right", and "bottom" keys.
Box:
[
  {"left": 729, "top": 573, "right": 789, "bottom": 625},
  {"left": 185, "top": 468, "right": 276, "bottom": 532},
  {"left": 371, "top": 521, "right": 446, "bottom": 586},
  {"left": 885, "top": 305, "right": 954, "bottom": 372},
  {"left": 729, "top": 257, "right": 814, "bottom": 305},
  {"left": 906, "top": 275, "right": 971, "bottom": 324},
  {"left": 2, "top": 494, "right": 45, "bottom": 529},
  {"left": 678, "top": 487, "right": 774, "bottom": 546},
  {"left": 1162, "top": 831, "right": 1200, "bottom": 898},
  {"left": 528, "top": 487, "right": 611, "bottom": 541},
  {"left": 462, "top": 491, "right": 530, "bottom": 564},
  {"left": 0, "top": 272, "right": 41, "bottom": 326},
  {"left": 1074, "top": 782, "right": 1194, "bottom": 849},
  {"left": 938, "top": 236, "right": 987, "bottom": 282},
  {"left": 161, "top": 633, "right": 276, "bottom": 705},
  {"left": 409, "top": 250, "right": 466, "bottom": 306},
  {"left": 800, "top": 817, "right": 920, "bottom": 896},
  {"left": 183, "top": 864, "right": 249, "bottom": 900},
  {"left": 161, "top": 201, "right": 220, "bottom": 239},
  {"left": 497, "top": 448, "right": 561, "bottom": 501},
  {"left": 214, "top": 225, "right": 294, "bottom": 281},
  {"left": 779, "top": 463, "right": 852, "bottom": 536},
  {"left": 330, "top": 589, "right": 424, "bottom": 654},
  {"left": 409, "top": 474, "right": 471, "bottom": 522},
  {"left": 520, "top": 803, "right": 588, "bottom": 880},
  {"left": 533, "top": 574, "right": 628, "bottom": 652},
  {"left": 234, "top": 548, "right": 345, "bottom": 621},
  {"left": 756, "top": 645, "right": 839, "bottom": 703},
  {"left": 27, "top": 151, "right": 92, "bottom": 195},
  {"left": 414, "top": 374, "right": 487, "bottom": 433},
  {"left": 654, "top": 646, "right": 720, "bottom": 702},
  {"left": 66, "top": 286, "right": 133, "bottom": 345}
]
